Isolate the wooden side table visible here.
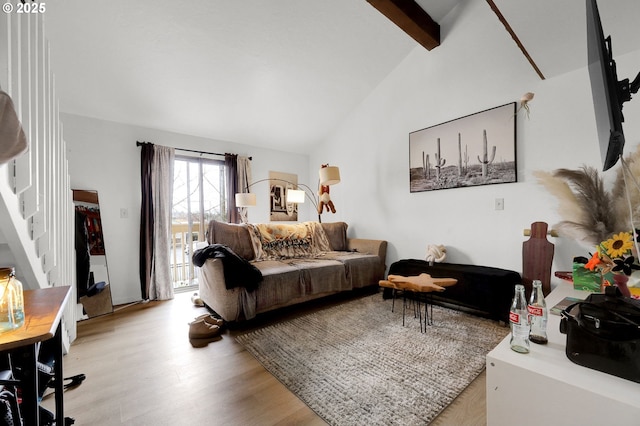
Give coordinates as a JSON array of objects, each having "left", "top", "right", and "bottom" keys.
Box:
[
  {"left": 387, "top": 260, "right": 521, "bottom": 322},
  {"left": 0, "top": 286, "right": 71, "bottom": 426},
  {"left": 380, "top": 274, "right": 457, "bottom": 332}
]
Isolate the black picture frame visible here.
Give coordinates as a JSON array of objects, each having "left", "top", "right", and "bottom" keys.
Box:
[
  {"left": 269, "top": 171, "right": 298, "bottom": 221},
  {"left": 409, "top": 102, "right": 517, "bottom": 192}
]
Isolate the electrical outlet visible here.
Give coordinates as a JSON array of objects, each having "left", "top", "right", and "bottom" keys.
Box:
[
  {"left": 495, "top": 198, "right": 504, "bottom": 210},
  {"left": 120, "top": 208, "right": 128, "bottom": 218}
]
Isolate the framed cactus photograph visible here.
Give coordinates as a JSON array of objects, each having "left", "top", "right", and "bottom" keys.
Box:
[{"left": 409, "top": 102, "right": 517, "bottom": 192}]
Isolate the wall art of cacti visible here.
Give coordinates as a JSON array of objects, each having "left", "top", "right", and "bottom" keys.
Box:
[
  {"left": 422, "top": 151, "right": 431, "bottom": 179},
  {"left": 457, "top": 133, "right": 468, "bottom": 176},
  {"left": 408, "top": 102, "right": 516, "bottom": 193},
  {"left": 477, "top": 129, "right": 496, "bottom": 177},
  {"left": 463, "top": 145, "right": 469, "bottom": 174},
  {"left": 434, "top": 138, "right": 446, "bottom": 179}
]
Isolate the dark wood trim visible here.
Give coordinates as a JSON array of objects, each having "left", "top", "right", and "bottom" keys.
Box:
[
  {"left": 366, "top": 0, "right": 440, "bottom": 51},
  {"left": 486, "top": 0, "right": 545, "bottom": 80}
]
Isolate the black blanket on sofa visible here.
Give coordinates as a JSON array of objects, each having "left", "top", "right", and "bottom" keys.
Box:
[{"left": 193, "top": 244, "right": 263, "bottom": 292}]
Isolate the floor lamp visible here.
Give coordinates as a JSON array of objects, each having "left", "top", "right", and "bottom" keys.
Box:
[
  {"left": 235, "top": 165, "right": 340, "bottom": 223},
  {"left": 235, "top": 178, "right": 321, "bottom": 222}
]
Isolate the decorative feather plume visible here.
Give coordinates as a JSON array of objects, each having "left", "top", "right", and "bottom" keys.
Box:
[
  {"left": 553, "top": 166, "right": 616, "bottom": 245},
  {"left": 534, "top": 166, "right": 617, "bottom": 245},
  {"left": 533, "top": 170, "right": 585, "bottom": 224},
  {"left": 612, "top": 144, "right": 640, "bottom": 230},
  {"left": 536, "top": 145, "right": 640, "bottom": 248}
]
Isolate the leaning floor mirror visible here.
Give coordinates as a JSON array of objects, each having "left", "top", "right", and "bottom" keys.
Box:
[{"left": 73, "top": 190, "right": 114, "bottom": 319}]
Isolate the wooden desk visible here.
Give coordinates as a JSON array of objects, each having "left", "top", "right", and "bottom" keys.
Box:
[{"left": 0, "top": 286, "right": 71, "bottom": 426}]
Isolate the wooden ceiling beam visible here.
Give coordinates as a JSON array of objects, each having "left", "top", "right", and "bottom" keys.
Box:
[
  {"left": 366, "top": 0, "right": 440, "bottom": 51},
  {"left": 486, "top": 0, "right": 545, "bottom": 80}
]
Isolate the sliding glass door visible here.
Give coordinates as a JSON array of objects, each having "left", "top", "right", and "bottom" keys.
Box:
[{"left": 171, "top": 156, "right": 227, "bottom": 290}]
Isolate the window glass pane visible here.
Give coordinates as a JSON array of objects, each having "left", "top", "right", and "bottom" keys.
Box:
[
  {"left": 171, "top": 156, "right": 226, "bottom": 290},
  {"left": 202, "top": 161, "right": 227, "bottom": 225}
]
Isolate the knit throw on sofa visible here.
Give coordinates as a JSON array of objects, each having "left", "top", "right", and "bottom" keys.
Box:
[{"left": 247, "top": 222, "right": 332, "bottom": 261}]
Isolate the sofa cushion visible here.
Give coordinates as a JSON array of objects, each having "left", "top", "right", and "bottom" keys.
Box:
[
  {"left": 207, "top": 220, "right": 255, "bottom": 260},
  {"left": 321, "top": 222, "right": 348, "bottom": 251},
  {"left": 247, "top": 222, "right": 331, "bottom": 260},
  {"left": 253, "top": 258, "right": 350, "bottom": 314},
  {"left": 323, "top": 251, "right": 385, "bottom": 288}
]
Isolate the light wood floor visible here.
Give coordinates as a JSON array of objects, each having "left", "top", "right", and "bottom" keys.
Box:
[{"left": 42, "top": 291, "right": 488, "bottom": 425}]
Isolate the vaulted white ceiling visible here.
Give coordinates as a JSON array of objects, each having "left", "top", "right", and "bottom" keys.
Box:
[
  {"left": 493, "top": 0, "right": 640, "bottom": 79},
  {"left": 44, "top": 0, "right": 640, "bottom": 154}
]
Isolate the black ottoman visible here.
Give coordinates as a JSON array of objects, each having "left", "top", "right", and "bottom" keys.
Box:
[{"left": 387, "top": 259, "right": 521, "bottom": 322}]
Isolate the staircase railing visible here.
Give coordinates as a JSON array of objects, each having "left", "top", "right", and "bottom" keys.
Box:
[{"left": 0, "top": 12, "right": 76, "bottom": 347}]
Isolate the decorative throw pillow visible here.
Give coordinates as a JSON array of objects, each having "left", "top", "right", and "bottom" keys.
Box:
[
  {"left": 207, "top": 220, "right": 255, "bottom": 260},
  {"left": 321, "top": 222, "right": 348, "bottom": 251},
  {"left": 247, "top": 222, "right": 331, "bottom": 261}
]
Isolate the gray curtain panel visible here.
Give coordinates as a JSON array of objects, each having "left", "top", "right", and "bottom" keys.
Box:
[
  {"left": 139, "top": 142, "right": 175, "bottom": 301},
  {"left": 149, "top": 145, "right": 175, "bottom": 301}
]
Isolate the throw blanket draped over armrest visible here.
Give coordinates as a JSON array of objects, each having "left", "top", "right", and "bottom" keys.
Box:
[{"left": 192, "top": 244, "right": 263, "bottom": 292}]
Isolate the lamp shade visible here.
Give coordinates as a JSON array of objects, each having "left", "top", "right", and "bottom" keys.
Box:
[
  {"left": 235, "top": 192, "right": 256, "bottom": 207},
  {"left": 286, "top": 189, "right": 306, "bottom": 203},
  {"left": 319, "top": 166, "right": 340, "bottom": 186}
]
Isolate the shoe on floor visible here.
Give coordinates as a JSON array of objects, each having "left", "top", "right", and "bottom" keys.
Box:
[
  {"left": 188, "top": 320, "right": 222, "bottom": 348},
  {"left": 189, "top": 321, "right": 221, "bottom": 339},
  {"left": 190, "top": 313, "right": 224, "bottom": 328},
  {"left": 191, "top": 292, "right": 204, "bottom": 307},
  {"left": 189, "top": 334, "right": 222, "bottom": 348}
]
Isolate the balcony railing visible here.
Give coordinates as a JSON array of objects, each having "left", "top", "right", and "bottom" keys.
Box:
[{"left": 170, "top": 222, "right": 203, "bottom": 289}]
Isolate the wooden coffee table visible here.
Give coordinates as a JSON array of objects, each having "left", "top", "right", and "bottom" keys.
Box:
[{"left": 379, "top": 274, "right": 457, "bottom": 331}]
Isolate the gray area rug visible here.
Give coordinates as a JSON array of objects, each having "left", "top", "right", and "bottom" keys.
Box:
[{"left": 236, "top": 293, "right": 509, "bottom": 425}]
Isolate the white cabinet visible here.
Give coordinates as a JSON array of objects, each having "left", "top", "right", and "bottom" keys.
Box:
[{"left": 486, "top": 283, "right": 640, "bottom": 425}]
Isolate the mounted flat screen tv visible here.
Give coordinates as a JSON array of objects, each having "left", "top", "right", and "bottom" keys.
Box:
[{"left": 586, "top": 0, "right": 639, "bottom": 171}]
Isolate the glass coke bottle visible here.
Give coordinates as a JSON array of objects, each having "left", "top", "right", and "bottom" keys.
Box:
[
  {"left": 509, "top": 284, "right": 530, "bottom": 353},
  {"left": 528, "top": 280, "right": 548, "bottom": 344}
]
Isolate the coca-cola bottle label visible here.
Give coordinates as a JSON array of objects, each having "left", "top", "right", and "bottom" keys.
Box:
[
  {"left": 528, "top": 305, "right": 543, "bottom": 316},
  {"left": 509, "top": 311, "right": 520, "bottom": 323}
]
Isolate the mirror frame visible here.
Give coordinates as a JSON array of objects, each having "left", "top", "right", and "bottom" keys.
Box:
[{"left": 73, "top": 189, "right": 114, "bottom": 319}]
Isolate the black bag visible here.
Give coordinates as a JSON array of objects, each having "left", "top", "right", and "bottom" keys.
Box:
[{"left": 560, "top": 286, "right": 640, "bottom": 382}]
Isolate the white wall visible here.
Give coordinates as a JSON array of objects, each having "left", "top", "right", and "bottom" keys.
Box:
[
  {"left": 310, "top": 0, "right": 640, "bottom": 286},
  {"left": 62, "top": 0, "right": 640, "bottom": 302},
  {"left": 62, "top": 114, "right": 308, "bottom": 304}
]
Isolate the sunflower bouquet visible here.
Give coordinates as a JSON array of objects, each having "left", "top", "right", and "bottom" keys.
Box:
[
  {"left": 576, "top": 231, "right": 640, "bottom": 297},
  {"left": 585, "top": 231, "right": 640, "bottom": 276}
]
